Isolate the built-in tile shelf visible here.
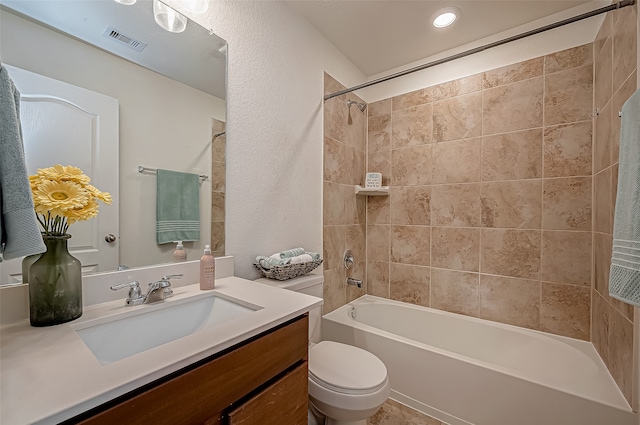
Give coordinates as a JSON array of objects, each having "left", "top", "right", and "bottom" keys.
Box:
[{"left": 354, "top": 185, "right": 389, "bottom": 196}]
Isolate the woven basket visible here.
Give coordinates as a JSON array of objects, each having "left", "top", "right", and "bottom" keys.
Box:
[{"left": 254, "top": 259, "right": 323, "bottom": 281}]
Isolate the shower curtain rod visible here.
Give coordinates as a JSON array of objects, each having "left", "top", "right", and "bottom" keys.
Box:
[{"left": 324, "top": 0, "right": 636, "bottom": 101}]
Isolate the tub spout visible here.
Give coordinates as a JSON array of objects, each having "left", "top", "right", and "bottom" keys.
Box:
[{"left": 347, "top": 277, "right": 363, "bottom": 288}]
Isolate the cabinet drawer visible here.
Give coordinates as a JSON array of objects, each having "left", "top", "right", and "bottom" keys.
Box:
[
  {"left": 228, "top": 362, "right": 308, "bottom": 425},
  {"left": 77, "top": 315, "right": 308, "bottom": 425}
]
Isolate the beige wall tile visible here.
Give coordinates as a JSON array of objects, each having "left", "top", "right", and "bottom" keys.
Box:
[
  {"left": 481, "top": 229, "right": 541, "bottom": 279},
  {"left": 210, "top": 222, "right": 224, "bottom": 253},
  {"left": 543, "top": 121, "right": 592, "bottom": 178},
  {"left": 367, "top": 225, "right": 390, "bottom": 262},
  {"left": 612, "top": 71, "right": 637, "bottom": 162},
  {"left": 342, "top": 183, "right": 365, "bottom": 225},
  {"left": 368, "top": 114, "right": 391, "bottom": 153},
  {"left": 592, "top": 289, "right": 610, "bottom": 365},
  {"left": 367, "top": 195, "right": 390, "bottom": 225},
  {"left": 612, "top": 163, "right": 618, "bottom": 228},
  {"left": 542, "top": 177, "right": 592, "bottom": 231},
  {"left": 392, "top": 145, "right": 432, "bottom": 186},
  {"left": 433, "top": 138, "right": 481, "bottom": 184},
  {"left": 392, "top": 87, "right": 433, "bottom": 111},
  {"left": 345, "top": 100, "right": 366, "bottom": 152},
  {"left": 483, "top": 77, "right": 544, "bottom": 135},
  {"left": 323, "top": 267, "right": 346, "bottom": 314},
  {"left": 594, "top": 232, "right": 613, "bottom": 296},
  {"left": 612, "top": 296, "right": 635, "bottom": 324},
  {"left": 480, "top": 180, "right": 542, "bottom": 228},
  {"left": 433, "top": 92, "right": 482, "bottom": 142},
  {"left": 323, "top": 181, "right": 344, "bottom": 226},
  {"left": 479, "top": 275, "right": 541, "bottom": 329},
  {"left": 211, "top": 192, "right": 225, "bottom": 222},
  {"left": 541, "top": 282, "right": 591, "bottom": 340},
  {"left": 594, "top": 168, "right": 612, "bottom": 234},
  {"left": 594, "top": 12, "right": 612, "bottom": 57},
  {"left": 324, "top": 72, "right": 345, "bottom": 95},
  {"left": 431, "top": 227, "right": 480, "bottom": 272},
  {"left": 323, "top": 225, "right": 345, "bottom": 271},
  {"left": 612, "top": 6, "right": 637, "bottom": 94},
  {"left": 595, "top": 37, "right": 613, "bottom": 110},
  {"left": 368, "top": 151, "right": 391, "bottom": 186},
  {"left": 544, "top": 65, "right": 593, "bottom": 126},
  {"left": 369, "top": 99, "right": 391, "bottom": 117},
  {"left": 324, "top": 137, "right": 347, "bottom": 184},
  {"left": 594, "top": 104, "right": 612, "bottom": 174},
  {"left": 391, "top": 225, "right": 430, "bottom": 266},
  {"left": 609, "top": 309, "right": 633, "bottom": 403},
  {"left": 367, "top": 261, "right": 390, "bottom": 298},
  {"left": 324, "top": 95, "right": 347, "bottom": 143},
  {"left": 345, "top": 144, "right": 366, "bottom": 186},
  {"left": 482, "top": 57, "right": 543, "bottom": 89},
  {"left": 541, "top": 231, "right": 592, "bottom": 286},
  {"left": 346, "top": 224, "right": 366, "bottom": 270},
  {"left": 392, "top": 103, "right": 433, "bottom": 148},
  {"left": 390, "top": 186, "right": 431, "bottom": 225},
  {"left": 482, "top": 129, "right": 542, "bottom": 181},
  {"left": 431, "top": 183, "right": 481, "bottom": 227},
  {"left": 544, "top": 44, "right": 593, "bottom": 74},
  {"left": 433, "top": 74, "right": 481, "bottom": 101},
  {"left": 211, "top": 161, "right": 225, "bottom": 192},
  {"left": 389, "top": 263, "right": 430, "bottom": 307},
  {"left": 431, "top": 269, "right": 479, "bottom": 316}
]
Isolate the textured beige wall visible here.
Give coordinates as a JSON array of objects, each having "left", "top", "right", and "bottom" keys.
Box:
[{"left": 591, "top": 3, "right": 637, "bottom": 406}]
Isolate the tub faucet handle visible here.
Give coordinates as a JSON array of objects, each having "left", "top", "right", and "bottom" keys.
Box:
[{"left": 344, "top": 249, "right": 355, "bottom": 270}]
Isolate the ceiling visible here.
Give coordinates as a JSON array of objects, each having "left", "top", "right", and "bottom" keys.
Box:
[
  {"left": 287, "top": 0, "right": 598, "bottom": 76},
  {"left": 1, "top": 0, "right": 227, "bottom": 99}
]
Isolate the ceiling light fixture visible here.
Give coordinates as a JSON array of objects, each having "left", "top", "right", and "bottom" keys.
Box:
[
  {"left": 182, "top": 0, "right": 209, "bottom": 14},
  {"left": 432, "top": 7, "right": 460, "bottom": 28},
  {"left": 114, "top": 0, "right": 137, "bottom": 5},
  {"left": 153, "top": 0, "right": 187, "bottom": 33}
]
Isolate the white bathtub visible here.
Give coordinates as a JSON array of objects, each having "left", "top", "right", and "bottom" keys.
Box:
[{"left": 322, "top": 295, "right": 636, "bottom": 425}]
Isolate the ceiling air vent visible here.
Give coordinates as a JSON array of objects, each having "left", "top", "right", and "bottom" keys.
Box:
[{"left": 103, "top": 26, "right": 147, "bottom": 52}]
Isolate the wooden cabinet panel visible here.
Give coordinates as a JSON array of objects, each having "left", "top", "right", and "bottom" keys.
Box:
[
  {"left": 77, "top": 315, "right": 308, "bottom": 425},
  {"left": 228, "top": 362, "right": 308, "bottom": 425}
]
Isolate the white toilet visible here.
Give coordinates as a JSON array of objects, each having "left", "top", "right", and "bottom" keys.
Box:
[{"left": 256, "top": 274, "right": 390, "bottom": 425}]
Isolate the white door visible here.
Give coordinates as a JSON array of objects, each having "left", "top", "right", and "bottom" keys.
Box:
[{"left": 1, "top": 64, "right": 119, "bottom": 285}]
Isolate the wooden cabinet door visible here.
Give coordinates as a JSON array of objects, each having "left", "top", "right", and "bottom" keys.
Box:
[{"left": 228, "top": 362, "right": 308, "bottom": 425}]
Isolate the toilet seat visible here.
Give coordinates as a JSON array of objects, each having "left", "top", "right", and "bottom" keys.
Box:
[{"left": 309, "top": 341, "right": 388, "bottom": 395}]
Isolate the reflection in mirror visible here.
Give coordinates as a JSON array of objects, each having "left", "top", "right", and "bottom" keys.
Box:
[{"left": 0, "top": 0, "right": 226, "bottom": 285}]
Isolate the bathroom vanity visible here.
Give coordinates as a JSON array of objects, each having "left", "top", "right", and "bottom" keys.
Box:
[{"left": 0, "top": 274, "right": 321, "bottom": 424}]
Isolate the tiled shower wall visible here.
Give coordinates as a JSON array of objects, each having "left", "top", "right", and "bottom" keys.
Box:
[
  {"left": 591, "top": 4, "right": 637, "bottom": 405},
  {"left": 323, "top": 73, "right": 367, "bottom": 313},
  {"left": 366, "top": 45, "right": 594, "bottom": 341},
  {"left": 211, "top": 118, "right": 225, "bottom": 257}
]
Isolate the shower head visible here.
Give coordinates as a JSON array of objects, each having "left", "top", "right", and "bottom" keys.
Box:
[{"left": 347, "top": 99, "right": 367, "bottom": 113}]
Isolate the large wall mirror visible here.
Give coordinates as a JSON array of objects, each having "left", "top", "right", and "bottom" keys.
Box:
[{"left": 0, "top": 0, "right": 227, "bottom": 285}]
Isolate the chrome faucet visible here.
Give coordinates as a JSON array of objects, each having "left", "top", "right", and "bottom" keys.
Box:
[{"left": 111, "top": 274, "right": 182, "bottom": 306}]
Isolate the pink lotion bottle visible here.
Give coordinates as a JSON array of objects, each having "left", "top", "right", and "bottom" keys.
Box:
[{"left": 200, "top": 245, "right": 216, "bottom": 290}]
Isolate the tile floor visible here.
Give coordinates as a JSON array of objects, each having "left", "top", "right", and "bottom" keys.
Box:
[{"left": 367, "top": 400, "right": 447, "bottom": 425}]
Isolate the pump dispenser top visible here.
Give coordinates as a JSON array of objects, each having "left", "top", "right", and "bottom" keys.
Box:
[{"left": 173, "top": 241, "right": 187, "bottom": 262}]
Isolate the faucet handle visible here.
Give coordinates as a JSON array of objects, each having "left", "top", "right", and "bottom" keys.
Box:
[
  {"left": 162, "top": 274, "right": 183, "bottom": 281},
  {"left": 110, "top": 281, "right": 144, "bottom": 305}
]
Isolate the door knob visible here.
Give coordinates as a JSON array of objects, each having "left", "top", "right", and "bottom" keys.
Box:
[{"left": 105, "top": 233, "right": 117, "bottom": 243}]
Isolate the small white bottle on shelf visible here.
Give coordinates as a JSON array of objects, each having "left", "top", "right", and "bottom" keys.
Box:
[{"left": 200, "top": 245, "right": 216, "bottom": 290}]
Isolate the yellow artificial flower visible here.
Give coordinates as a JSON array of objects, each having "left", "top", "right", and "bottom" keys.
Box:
[
  {"left": 65, "top": 197, "right": 99, "bottom": 224},
  {"left": 33, "top": 180, "right": 88, "bottom": 215},
  {"left": 37, "top": 164, "right": 91, "bottom": 185},
  {"left": 29, "top": 174, "right": 44, "bottom": 192},
  {"left": 86, "top": 184, "right": 113, "bottom": 205}
]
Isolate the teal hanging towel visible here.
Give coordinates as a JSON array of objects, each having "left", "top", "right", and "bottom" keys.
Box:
[
  {"left": 156, "top": 169, "right": 200, "bottom": 244},
  {"left": 609, "top": 88, "right": 640, "bottom": 307}
]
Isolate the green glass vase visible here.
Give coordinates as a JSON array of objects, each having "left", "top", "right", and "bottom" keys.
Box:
[
  {"left": 21, "top": 253, "right": 41, "bottom": 284},
  {"left": 28, "top": 235, "right": 83, "bottom": 327}
]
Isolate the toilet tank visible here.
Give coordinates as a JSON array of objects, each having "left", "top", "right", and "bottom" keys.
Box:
[{"left": 255, "top": 274, "right": 323, "bottom": 343}]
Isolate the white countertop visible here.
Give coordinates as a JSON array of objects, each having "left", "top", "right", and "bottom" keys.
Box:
[{"left": 0, "top": 276, "right": 322, "bottom": 425}]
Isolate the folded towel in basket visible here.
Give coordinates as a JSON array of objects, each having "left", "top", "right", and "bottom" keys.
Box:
[
  {"left": 278, "top": 247, "right": 305, "bottom": 258},
  {"left": 289, "top": 254, "right": 313, "bottom": 264},
  {"left": 256, "top": 256, "right": 291, "bottom": 269}
]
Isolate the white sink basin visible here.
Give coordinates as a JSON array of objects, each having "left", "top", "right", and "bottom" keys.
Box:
[{"left": 73, "top": 292, "right": 259, "bottom": 365}]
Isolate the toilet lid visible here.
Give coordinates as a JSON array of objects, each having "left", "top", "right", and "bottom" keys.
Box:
[{"left": 309, "top": 341, "right": 388, "bottom": 395}]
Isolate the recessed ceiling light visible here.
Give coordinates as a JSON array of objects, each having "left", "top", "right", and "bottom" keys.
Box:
[{"left": 432, "top": 7, "right": 460, "bottom": 28}]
